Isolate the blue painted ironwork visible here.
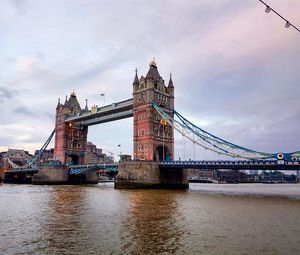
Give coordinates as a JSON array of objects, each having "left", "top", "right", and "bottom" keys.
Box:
[
  {"left": 152, "top": 102, "right": 300, "bottom": 160},
  {"left": 68, "top": 160, "right": 300, "bottom": 174},
  {"left": 69, "top": 164, "right": 118, "bottom": 175},
  {"left": 159, "top": 160, "right": 300, "bottom": 171}
]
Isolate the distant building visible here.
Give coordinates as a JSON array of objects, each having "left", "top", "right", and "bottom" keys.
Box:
[
  {"left": 0, "top": 142, "right": 114, "bottom": 168},
  {"left": 0, "top": 149, "right": 33, "bottom": 170},
  {"left": 187, "top": 169, "right": 216, "bottom": 182},
  {"left": 120, "top": 154, "right": 132, "bottom": 162},
  {"left": 33, "top": 142, "right": 114, "bottom": 165},
  {"left": 217, "top": 170, "right": 248, "bottom": 183},
  {"left": 85, "top": 142, "right": 114, "bottom": 164},
  {"left": 1, "top": 149, "right": 33, "bottom": 165},
  {"left": 260, "top": 171, "right": 297, "bottom": 183},
  {"left": 34, "top": 149, "right": 54, "bottom": 164}
]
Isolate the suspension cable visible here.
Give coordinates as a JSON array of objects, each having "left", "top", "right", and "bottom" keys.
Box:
[{"left": 152, "top": 102, "right": 300, "bottom": 160}]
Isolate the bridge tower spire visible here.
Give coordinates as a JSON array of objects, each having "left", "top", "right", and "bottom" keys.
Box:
[{"left": 133, "top": 59, "right": 174, "bottom": 161}]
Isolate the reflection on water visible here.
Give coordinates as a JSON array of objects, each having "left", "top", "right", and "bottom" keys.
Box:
[
  {"left": 0, "top": 183, "right": 300, "bottom": 255},
  {"left": 121, "top": 190, "right": 186, "bottom": 254},
  {"left": 41, "top": 187, "right": 88, "bottom": 254}
]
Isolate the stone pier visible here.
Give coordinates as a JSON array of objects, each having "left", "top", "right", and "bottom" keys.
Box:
[
  {"left": 115, "top": 161, "right": 189, "bottom": 189},
  {"left": 32, "top": 166, "right": 98, "bottom": 185},
  {"left": 0, "top": 169, "right": 4, "bottom": 182}
]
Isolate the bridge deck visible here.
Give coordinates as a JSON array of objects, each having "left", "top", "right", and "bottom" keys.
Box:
[
  {"left": 65, "top": 98, "right": 133, "bottom": 126},
  {"left": 160, "top": 160, "right": 300, "bottom": 170},
  {"left": 5, "top": 160, "right": 299, "bottom": 176}
]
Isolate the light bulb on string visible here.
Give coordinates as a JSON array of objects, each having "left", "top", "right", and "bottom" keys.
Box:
[
  {"left": 259, "top": 0, "right": 300, "bottom": 33},
  {"left": 265, "top": 6, "right": 271, "bottom": 13}
]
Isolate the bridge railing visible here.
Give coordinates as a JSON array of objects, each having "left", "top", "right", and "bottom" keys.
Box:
[
  {"left": 66, "top": 98, "right": 133, "bottom": 122},
  {"left": 79, "top": 110, "right": 133, "bottom": 126},
  {"left": 159, "top": 160, "right": 300, "bottom": 170},
  {"left": 69, "top": 164, "right": 118, "bottom": 175},
  {"left": 159, "top": 160, "right": 300, "bottom": 166}
]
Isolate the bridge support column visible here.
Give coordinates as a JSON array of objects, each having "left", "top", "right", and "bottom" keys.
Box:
[
  {"left": 68, "top": 172, "right": 98, "bottom": 184},
  {"left": 32, "top": 166, "right": 69, "bottom": 184},
  {"left": 32, "top": 166, "right": 98, "bottom": 185},
  {"left": 0, "top": 169, "right": 4, "bottom": 182},
  {"left": 1, "top": 158, "right": 8, "bottom": 182},
  {"left": 115, "top": 161, "right": 189, "bottom": 189}
]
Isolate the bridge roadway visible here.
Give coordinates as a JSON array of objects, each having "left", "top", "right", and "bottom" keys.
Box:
[
  {"left": 65, "top": 98, "right": 133, "bottom": 126},
  {"left": 159, "top": 160, "right": 300, "bottom": 171},
  {"left": 5, "top": 160, "right": 300, "bottom": 176},
  {"left": 69, "top": 163, "right": 118, "bottom": 175},
  {"left": 69, "top": 160, "right": 300, "bottom": 175}
]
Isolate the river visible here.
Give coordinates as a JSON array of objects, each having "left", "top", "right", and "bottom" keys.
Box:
[{"left": 0, "top": 183, "right": 299, "bottom": 255}]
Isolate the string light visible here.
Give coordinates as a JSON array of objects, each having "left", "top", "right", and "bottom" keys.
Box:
[
  {"left": 265, "top": 6, "right": 271, "bottom": 13},
  {"left": 258, "top": 0, "right": 300, "bottom": 33}
]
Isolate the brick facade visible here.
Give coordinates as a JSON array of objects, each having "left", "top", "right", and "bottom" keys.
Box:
[
  {"left": 54, "top": 92, "right": 88, "bottom": 165},
  {"left": 133, "top": 60, "right": 174, "bottom": 161}
]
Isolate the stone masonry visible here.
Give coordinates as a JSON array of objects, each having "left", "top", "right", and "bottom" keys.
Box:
[{"left": 133, "top": 59, "right": 174, "bottom": 161}]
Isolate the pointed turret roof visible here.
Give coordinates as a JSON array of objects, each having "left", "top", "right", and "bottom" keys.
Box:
[
  {"left": 65, "top": 91, "right": 81, "bottom": 113},
  {"left": 67, "top": 94, "right": 80, "bottom": 108},
  {"left": 56, "top": 98, "right": 61, "bottom": 109},
  {"left": 146, "top": 58, "right": 160, "bottom": 81},
  {"left": 168, "top": 73, "right": 174, "bottom": 88},
  {"left": 133, "top": 68, "right": 139, "bottom": 84}
]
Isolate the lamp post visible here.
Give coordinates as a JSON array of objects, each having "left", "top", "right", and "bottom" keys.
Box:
[{"left": 118, "top": 144, "right": 121, "bottom": 161}]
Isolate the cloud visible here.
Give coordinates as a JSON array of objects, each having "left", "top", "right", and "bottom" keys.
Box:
[
  {"left": 0, "top": 0, "right": 299, "bottom": 159},
  {"left": 13, "top": 106, "right": 35, "bottom": 116},
  {"left": 0, "top": 86, "right": 18, "bottom": 102}
]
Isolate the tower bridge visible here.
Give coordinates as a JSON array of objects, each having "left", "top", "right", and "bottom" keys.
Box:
[
  {"left": 53, "top": 59, "right": 175, "bottom": 168},
  {"left": 3, "top": 59, "right": 300, "bottom": 187}
]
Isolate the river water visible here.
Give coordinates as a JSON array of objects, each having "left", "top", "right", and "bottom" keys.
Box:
[{"left": 0, "top": 183, "right": 299, "bottom": 255}]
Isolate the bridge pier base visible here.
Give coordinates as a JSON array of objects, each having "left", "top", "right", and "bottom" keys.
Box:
[
  {"left": 32, "top": 166, "right": 69, "bottom": 184},
  {"left": 0, "top": 169, "right": 4, "bottom": 182},
  {"left": 115, "top": 161, "right": 189, "bottom": 189},
  {"left": 4, "top": 172, "right": 33, "bottom": 184},
  {"left": 32, "top": 166, "right": 98, "bottom": 185}
]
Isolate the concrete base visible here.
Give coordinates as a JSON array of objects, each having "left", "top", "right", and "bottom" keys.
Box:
[
  {"left": 4, "top": 172, "right": 33, "bottom": 184},
  {"left": 32, "top": 166, "right": 99, "bottom": 185},
  {"left": 69, "top": 172, "right": 99, "bottom": 185},
  {"left": 115, "top": 161, "right": 189, "bottom": 189},
  {"left": 32, "top": 166, "right": 69, "bottom": 185},
  {"left": 0, "top": 169, "right": 4, "bottom": 182}
]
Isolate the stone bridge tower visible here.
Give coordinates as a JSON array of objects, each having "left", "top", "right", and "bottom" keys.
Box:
[
  {"left": 54, "top": 92, "right": 88, "bottom": 165},
  {"left": 133, "top": 60, "right": 174, "bottom": 161}
]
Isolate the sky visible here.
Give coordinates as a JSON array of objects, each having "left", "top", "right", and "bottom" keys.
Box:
[{"left": 0, "top": 0, "right": 299, "bottom": 160}]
